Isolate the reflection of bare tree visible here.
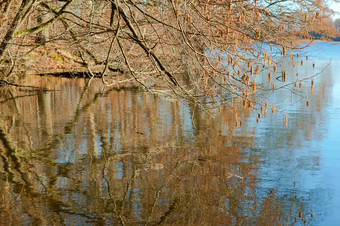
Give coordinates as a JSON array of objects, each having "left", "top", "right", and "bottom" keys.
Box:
[{"left": 0, "top": 76, "right": 318, "bottom": 224}]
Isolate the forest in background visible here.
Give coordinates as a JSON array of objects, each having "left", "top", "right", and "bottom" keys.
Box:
[{"left": 0, "top": 0, "right": 339, "bottom": 115}]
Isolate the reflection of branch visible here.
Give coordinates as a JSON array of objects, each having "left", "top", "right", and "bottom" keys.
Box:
[
  {"left": 0, "top": 127, "right": 32, "bottom": 187},
  {"left": 64, "top": 85, "right": 101, "bottom": 134},
  {"left": 155, "top": 198, "right": 178, "bottom": 225},
  {"left": 0, "top": 93, "right": 38, "bottom": 104},
  {"left": 101, "top": 156, "right": 125, "bottom": 225},
  {"left": 0, "top": 146, "right": 15, "bottom": 182},
  {"left": 146, "top": 160, "right": 183, "bottom": 224},
  {"left": 117, "top": 160, "right": 139, "bottom": 226},
  {"left": 0, "top": 79, "right": 57, "bottom": 91}
]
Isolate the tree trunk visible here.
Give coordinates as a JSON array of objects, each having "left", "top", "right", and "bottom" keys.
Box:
[
  {"left": 36, "top": 6, "right": 49, "bottom": 44},
  {"left": 0, "top": 0, "right": 33, "bottom": 60}
]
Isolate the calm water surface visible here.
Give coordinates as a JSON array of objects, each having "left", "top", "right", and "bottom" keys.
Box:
[{"left": 0, "top": 42, "right": 339, "bottom": 225}]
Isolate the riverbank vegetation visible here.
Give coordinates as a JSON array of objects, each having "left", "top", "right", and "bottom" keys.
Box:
[{"left": 0, "top": 0, "right": 338, "bottom": 114}]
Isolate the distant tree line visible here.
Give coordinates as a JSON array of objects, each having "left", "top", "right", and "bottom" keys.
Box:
[{"left": 307, "top": 18, "right": 340, "bottom": 40}]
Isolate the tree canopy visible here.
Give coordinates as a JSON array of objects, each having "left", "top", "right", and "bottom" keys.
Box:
[{"left": 0, "top": 0, "right": 338, "bottom": 116}]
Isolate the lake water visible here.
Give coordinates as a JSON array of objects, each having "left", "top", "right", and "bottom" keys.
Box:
[{"left": 0, "top": 41, "right": 339, "bottom": 225}]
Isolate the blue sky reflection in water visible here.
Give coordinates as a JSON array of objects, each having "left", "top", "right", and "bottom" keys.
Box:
[
  {"left": 0, "top": 42, "right": 340, "bottom": 225},
  {"left": 317, "top": 56, "right": 340, "bottom": 225},
  {"left": 252, "top": 41, "right": 340, "bottom": 225}
]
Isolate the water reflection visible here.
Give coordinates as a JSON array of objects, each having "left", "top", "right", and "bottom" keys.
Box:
[{"left": 0, "top": 43, "right": 339, "bottom": 225}]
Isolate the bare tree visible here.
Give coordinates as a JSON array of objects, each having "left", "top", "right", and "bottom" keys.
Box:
[{"left": 0, "top": 0, "right": 337, "bottom": 115}]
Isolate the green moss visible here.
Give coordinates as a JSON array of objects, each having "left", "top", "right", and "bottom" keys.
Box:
[
  {"left": 48, "top": 52, "right": 66, "bottom": 63},
  {"left": 14, "top": 148, "right": 27, "bottom": 158}
]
